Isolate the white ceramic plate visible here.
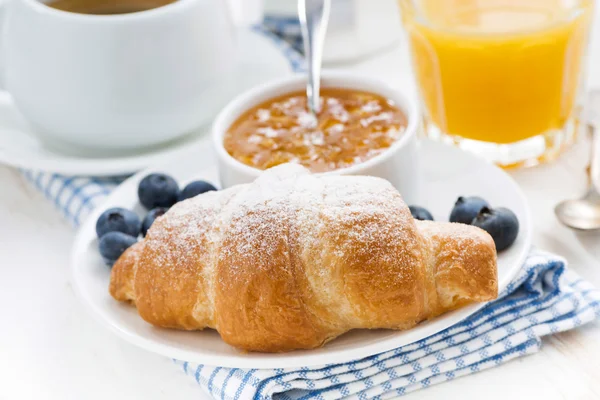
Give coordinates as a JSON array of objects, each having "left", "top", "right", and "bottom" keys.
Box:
[
  {"left": 71, "top": 139, "right": 532, "bottom": 369},
  {"left": 0, "top": 30, "right": 292, "bottom": 176}
]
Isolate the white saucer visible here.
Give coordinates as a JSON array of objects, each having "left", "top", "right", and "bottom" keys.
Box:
[
  {"left": 0, "top": 30, "right": 292, "bottom": 176},
  {"left": 71, "top": 139, "right": 532, "bottom": 369}
]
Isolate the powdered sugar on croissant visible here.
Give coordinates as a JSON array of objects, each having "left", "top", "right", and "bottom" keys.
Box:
[{"left": 110, "top": 164, "right": 497, "bottom": 352}]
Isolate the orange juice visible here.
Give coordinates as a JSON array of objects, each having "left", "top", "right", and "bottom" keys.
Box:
[{"left": 400, "top": 0, "right": 594, "bottom": 144}]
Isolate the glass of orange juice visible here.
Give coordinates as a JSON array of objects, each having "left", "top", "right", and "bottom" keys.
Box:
[{"left": 399, "top": 0, "right": 594, "bottom": 167}]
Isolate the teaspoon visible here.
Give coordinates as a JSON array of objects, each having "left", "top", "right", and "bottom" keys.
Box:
[{"left": 298, "top": 0, "right": 331, "bottom": 116}]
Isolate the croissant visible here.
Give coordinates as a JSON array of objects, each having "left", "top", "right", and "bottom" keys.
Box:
[{"left": 110, "top": 164, "right": 497, "bottom": 353}]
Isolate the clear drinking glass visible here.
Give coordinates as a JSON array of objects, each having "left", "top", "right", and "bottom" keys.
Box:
[{"left": 398, "top": 0, "right": 595, "bottom": 167}]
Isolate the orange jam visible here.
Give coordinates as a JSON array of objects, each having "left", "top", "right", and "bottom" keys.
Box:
[{"left": 223, "top": 88, "right": 408, "bottom": 172}]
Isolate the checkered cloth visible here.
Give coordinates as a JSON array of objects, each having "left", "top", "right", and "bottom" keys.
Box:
[
  {"left": 19, "top": 21, "right": 600, "bottom": 400},
  {"left": 263, "top": 16, "right": 303, "bottom": 54}
]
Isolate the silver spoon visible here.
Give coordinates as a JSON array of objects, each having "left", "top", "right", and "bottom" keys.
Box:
[
  {"left": 555, "top": 182, "right": 600, "bottom": 230},
  {"left": 298, "top": 0, "right": 331, "bottom": 116},
  {"left": 555, "top": 92, "right": 600, "bottom": 231}
]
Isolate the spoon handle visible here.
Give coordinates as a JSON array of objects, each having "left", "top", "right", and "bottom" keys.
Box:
[{"left": 299, "top": 0, "right": 331, "bottom": 115}]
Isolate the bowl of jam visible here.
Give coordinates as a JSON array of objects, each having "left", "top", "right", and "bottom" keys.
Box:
[{"left": 213, "top": 72, "right": 420, "bottom": 203}]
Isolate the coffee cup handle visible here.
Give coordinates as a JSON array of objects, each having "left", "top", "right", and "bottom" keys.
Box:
[{"left": 225, "top": 0, "right": 264, "bottom": 27}]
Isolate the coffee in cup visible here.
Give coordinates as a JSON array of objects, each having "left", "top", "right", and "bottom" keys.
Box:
[{"left": 45, "top": 0, "right": 177, "bottom": 15}]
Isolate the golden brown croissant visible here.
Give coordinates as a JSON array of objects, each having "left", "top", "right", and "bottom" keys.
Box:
[{"left": 110, "top": 164, "right": 498, "bottom": 353}]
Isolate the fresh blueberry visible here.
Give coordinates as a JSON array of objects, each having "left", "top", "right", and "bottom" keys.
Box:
[
  {"left": 95, "top": 207, "right": 141, "bottom": 239},
  {"left": 472, "top": 207, "right": 519, "bottom": 251},
  {"left": 138, "top": 173, "right": 180, "bottom": 209},
  {"left": 409, "top": 205, "right": 434, "bottom": 221},
  {"left": 141, "top": 207, "right": 168, "bottom": 237},
  {"left": 98, "top": 232, "right": 137, "bottom": 265},
  {"left": 449, "top": 196, "right": 490, "bottom": 224},
  {"left": 178, "top": 180, "right": 217, "bottom": 202}
]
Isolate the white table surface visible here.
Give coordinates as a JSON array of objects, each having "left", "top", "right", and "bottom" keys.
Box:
[{"left": 2, "top": 9, "right": 600, "bottom": 400}]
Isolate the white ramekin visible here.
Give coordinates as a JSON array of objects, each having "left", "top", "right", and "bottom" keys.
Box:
[{"left": 212, "top": 72, "right": 420, "bottom": 204}]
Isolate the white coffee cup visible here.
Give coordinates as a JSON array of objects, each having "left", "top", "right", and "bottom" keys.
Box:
[{"left": 0, "top": 0, "right": 261, "bottom": 153}]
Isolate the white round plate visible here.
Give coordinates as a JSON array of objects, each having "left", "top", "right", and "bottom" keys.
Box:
[
  {"left": 0, "top": 30, "right": 292, "bottom": 176},
  {"left": 71, "top": 139, "right": 532, "bottom": 369}
]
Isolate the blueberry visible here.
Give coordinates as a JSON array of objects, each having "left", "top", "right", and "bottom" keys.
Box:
[
  {"left": 98, "top": 232, "right": 137, "bottom": 265},
  {"left": 95, "top": 207, "right": 141, "bottom": 239},
  {"left": 138, "top": 173, "right": 180, "bottom": 209},
  {"left": 178, "top": 180, "right": 217, "bottom": 202},
  {"left": 449, "top": 196, "right": 490, "bottom": 224},
  {"left": 141, "top": 207, "right": 168, "bottom": 237},
  {"left": 472, "top": 207, "right": 519, "bottom": 251},
  {"left": 409, "top": 205, "right": 434, "bottom": 221}
]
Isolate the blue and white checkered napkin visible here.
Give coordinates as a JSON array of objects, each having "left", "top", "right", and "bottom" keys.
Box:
[
  {"left": 19, "top": 20, "right": 600, "bottom": 400},
  {"left": 175, "top": 250, "right": 600, "bottom": 399}
]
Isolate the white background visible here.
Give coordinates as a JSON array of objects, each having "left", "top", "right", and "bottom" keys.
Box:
[{"left": 2, "top": 3, "right": 600, "bottom": 400}]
